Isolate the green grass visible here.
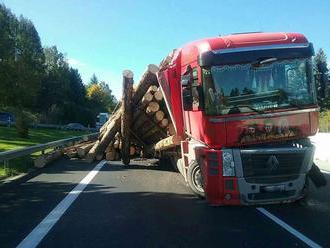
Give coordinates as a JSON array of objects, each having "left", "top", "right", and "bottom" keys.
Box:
[
  {"left": 0, "top": 126, "right": 89, "bottom": 178},
  {"left": 319, "top": 110, "right": 330, "bottom": 132},
  {"left": 0, "top": 126, "right": 88, "bottom": 152}
]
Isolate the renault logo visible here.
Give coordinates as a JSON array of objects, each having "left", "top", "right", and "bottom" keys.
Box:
[{"left": 267, "top": 155, "right": 279, "bottom": 172}]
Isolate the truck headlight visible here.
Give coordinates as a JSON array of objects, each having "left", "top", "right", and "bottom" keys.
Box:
[{"left": 222, "top": 151, "right": 235, "bottom": 176}]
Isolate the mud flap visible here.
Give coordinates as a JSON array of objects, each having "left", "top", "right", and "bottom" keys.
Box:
[{"left": 307, "top": 163, "right": 327, "bottom": 188}]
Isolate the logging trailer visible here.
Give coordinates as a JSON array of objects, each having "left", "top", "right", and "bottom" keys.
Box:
[{"left": 89, "top": 32, "right": 325, "bottom": 206}]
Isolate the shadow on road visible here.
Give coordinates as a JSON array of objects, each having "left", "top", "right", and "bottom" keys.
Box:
[{"left": 1, "top": 157, "right": 329, "bottom": 247}]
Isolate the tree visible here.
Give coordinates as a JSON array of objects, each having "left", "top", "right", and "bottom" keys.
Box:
[
  {"left": 14, "top": 16, "right": 45, "bottom": 108},
  {"left": 38, "top": 46, "right": 69, "bottom": 122},
  {"left": 39, "top": 46, "right": 95, "bottom": 126},
  {"left": 0, "top": 3, "right": 117, "bottom": 130},
  {"left": 99, "top": 81, "right": 117, "bottom": 111},
  {"left": 314, "top": 49, "right": 329, "bottom": 110},
  {"left": 86, "top": 78, "right": 118, "bottom": 120},
  {"left": 0, "top": 4, "right": 18, "bottom": 108},
  {"left": 89, "top": 73, "right": 99, "bottom": 85},
  {"left": 0, "top": 6, "right": 44, "bottom": 137}
]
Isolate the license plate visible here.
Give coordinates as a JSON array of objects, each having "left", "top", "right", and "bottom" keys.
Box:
[{"left": 261, "top": 185, "right": 285, "bottom": 192}]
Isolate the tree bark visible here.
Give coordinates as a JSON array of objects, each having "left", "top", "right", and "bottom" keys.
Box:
[
  {"left": 106, "top": 147, "right": 117, "bottom": 161},
  {"left": 121, "top": 70, "right": 134, "bottom": 165},
  {"left": 99, "top": 101, "right": 121, "bottom": 135},
  {"left": 141, "top": 124, "right": 167, "bottom": 144},
  {"left": 131, "top": 64, "right": 159, "bottom": 106},
  {"left": 77, "top": 142, "right": 95, "bottom": 158},
  {"left": 86, "top": 109, "right": 121, "bottom": 162}
]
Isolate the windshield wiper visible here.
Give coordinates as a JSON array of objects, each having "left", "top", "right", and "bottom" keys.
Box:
[
  {"left": 229, "top": 105, "right": 265, "bottom": 114},
  {"left": 252, "top": 57, "right": 278, "bottom": 67},
  {"left": 287, "top": 101, "right": 303, "bottom": 109}
]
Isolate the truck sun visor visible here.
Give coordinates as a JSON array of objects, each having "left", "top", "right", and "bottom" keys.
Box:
[{"left": 198, "top": 43, "right": 314, "bottom": 67}]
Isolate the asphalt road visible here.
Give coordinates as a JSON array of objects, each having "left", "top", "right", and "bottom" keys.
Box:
[{"left": 0, "top": 158, "right": 329, "bottom": 248}]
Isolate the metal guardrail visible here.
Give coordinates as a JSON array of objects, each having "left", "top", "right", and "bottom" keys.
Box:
[{"left": 0, "top": 132, "right": 99, "bottom": 164}]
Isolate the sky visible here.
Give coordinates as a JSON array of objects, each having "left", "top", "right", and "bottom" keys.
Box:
[{"left": 1, "top": 0, "right": 330, "bottom": 98}]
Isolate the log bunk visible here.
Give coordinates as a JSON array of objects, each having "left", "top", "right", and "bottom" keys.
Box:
[{"left": 80, "top": 64, "right": 180, "bottom": 164}]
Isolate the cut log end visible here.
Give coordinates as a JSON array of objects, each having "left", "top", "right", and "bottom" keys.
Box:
[
  {"left": 146, "top": 102, "right": 160, "bottom": 114},
  {"left": 147, "top": 64, "right": 159, "bottom": 74},
  {"left": 168, "top": 123, "right": 176, "bottom": 135},
  {"left": 154, "top": 89, "right": 163, "bottom": 101},
  {"left": 154, "top": 135, "right": 181, "bottom": 152},
  {"left": 123, "top": 70, "right": 134, "bottom": 78},
  {"left": 159, "top": 118, "right": 169, "bottom": 128},
  {"left": 154, "top": 111, "right": 164, "bottom": 122}
]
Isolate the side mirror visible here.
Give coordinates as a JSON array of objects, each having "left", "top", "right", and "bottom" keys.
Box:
[{"left": 182, "top": 87, "right": 193, "bottom": 111}]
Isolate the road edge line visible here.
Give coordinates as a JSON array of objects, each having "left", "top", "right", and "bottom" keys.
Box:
[
  {"left": 16, "top": 160, "right": 107, "bottom": 248},
  {"left": 256, "top": 207, "right": 322, "bottom": 248}
]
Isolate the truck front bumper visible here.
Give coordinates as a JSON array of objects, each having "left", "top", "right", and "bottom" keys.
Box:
[{"left": 231, "top": 143, "right": 315, "bottom": 205}]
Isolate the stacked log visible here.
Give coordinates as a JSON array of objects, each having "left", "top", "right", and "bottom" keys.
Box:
[
  {"left": 86, "top": 109, "right": 121, "bottom": 162},
  {"left": 77, "top": 142, "right": 95, "bottom": 158},
  {"left": 34, "top": 150, "right": 63, "bottom": 168},
  {"left": 121, "top": 70, "right": 134, "bottom": 165},
  {"left": 64, "top": 140, "right": 96, "bottom": 159},
  {"left": 101, "top": 131, "right": 142, "bottom": 161},
  {"left": 154, "top": 135, "right": 181, "bottom": 151},
  {"left": 84, "top": 63, "right": 180, "bottom": 164}
]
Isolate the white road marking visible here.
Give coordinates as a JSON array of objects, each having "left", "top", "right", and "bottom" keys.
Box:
[
  {"left": 16, "top": 160, "right": 107, "bottom": 248},
  {"left": 257, "top": 207, "right": 322, "bottom": 248}
]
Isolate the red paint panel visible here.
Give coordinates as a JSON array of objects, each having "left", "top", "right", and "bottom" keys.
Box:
[
  {"left": 158, "top": 53, "right": 185, "bottom": 137},
  {"left": 180, "top": 32, "right": 308, "bottom": 55},
  {"left": 309, "top": 111, "right": 319, "bottom": 135},
  {"left": 204, "top": 150, "right": 223, "bottom": 205},
  {"left": 203, "top": 150, "right": 241, "bottom": 205},
  {"left": 225, "top": 112, "right": 311, "bottom": 147},
  {"left": 223, "top": 178, "right": 240, "bottom": 205}
]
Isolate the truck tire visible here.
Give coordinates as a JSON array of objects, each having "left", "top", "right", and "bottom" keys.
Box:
[{"left": 187, "top": 161, "right": 205, "bottom": 198}]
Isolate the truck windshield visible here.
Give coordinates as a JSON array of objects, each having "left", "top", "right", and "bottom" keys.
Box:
[{"left": 203, "top": 58, "right": 316, "bottom": 115}]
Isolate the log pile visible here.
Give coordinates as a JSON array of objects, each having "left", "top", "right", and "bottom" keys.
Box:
[{"left": 85, "top": 64, "right": 181, "bottom": 164}]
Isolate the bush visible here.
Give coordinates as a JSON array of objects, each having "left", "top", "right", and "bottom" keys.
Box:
[
  {"left": 319, "top": 110, "right": 330, "bottom": 132},
  {"left": 14, "top": 110, "right": 38, "bottom": 138}
]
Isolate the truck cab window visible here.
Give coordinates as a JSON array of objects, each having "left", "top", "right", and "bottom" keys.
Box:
[
  {"left": 203, "top": 58, "right": 316, "bottom": 116},
  {"left": 192, "top": 68, "right": 200, "bottom": 108}
]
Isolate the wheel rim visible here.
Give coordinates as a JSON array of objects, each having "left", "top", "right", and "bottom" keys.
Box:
[{"left": 192, "top": 166, "right": 204, "bottom": 193}]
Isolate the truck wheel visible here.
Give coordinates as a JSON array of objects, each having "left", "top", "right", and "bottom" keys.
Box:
[{"left": 187, "top": 162, "right": 205, "bottom": 198}]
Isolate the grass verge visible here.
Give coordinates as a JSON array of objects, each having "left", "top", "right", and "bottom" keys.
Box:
[
  {"left": 319, "top": 110, "right": 330, "bottom": 132},
  {"left": 0, "top": 126, "right": 89, "bottom": 179}
]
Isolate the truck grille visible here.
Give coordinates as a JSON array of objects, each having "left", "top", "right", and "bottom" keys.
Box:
[{"left": 241, "top": 152, "right": 305, "bottom": 183}]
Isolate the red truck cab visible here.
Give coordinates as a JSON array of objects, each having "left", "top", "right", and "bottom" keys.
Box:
[{"left": 158, "top": 32, "right": 318, "bottom": 205}]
